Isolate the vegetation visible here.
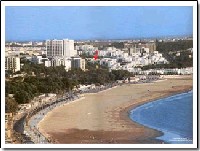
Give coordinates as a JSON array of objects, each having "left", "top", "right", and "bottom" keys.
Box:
[
  {"left": 5, "top": 97, "right": 18, "bottom": 113},
  {"left": 5, "top": 60, "right": 133, "bottom": 105},
  {"left": 110, "top": 42, "right": 124, "bottom": 49},
  {"left": 155, "top": 40, "right": 193, "bottom": 68},
  {"left": 156, "top": 40, "right": 193, "bottom": 53}
]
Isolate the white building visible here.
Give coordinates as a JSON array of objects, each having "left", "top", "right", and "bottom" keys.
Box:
[
  {"left": 44, "top": 57, "right": 71, "bottom": 71},
  {"left": 98, "top": 50, "right": 108, "bottom": 56},
  {"left": 141, "top": 67, "right": 193, "bottom": 75},
  {"left": 71, "top": 56, "right": 86, "bottom": 71},
  {"left": 178, "top": 67, "right": 193, "bottom": 75},
  {"left": 5, "top": 56, "right": 20, "bottom": 72},
  {"left": 22, "top": 41, "right": 33, "bottom": 47},
  {"left": 79, "top": 45, "right": 95, "bottom": 51},
  {"left": 31, "top": 55, "right": 48, "bottom": 64},
  {"left": 46, "top": 39, "right": 76, "bottom": 58},
  {"left": 123, "top": 52, "right": 129, "bottom": 58},
  {"left": 100, "top": 58, "right": 117, "bottom": 67}
]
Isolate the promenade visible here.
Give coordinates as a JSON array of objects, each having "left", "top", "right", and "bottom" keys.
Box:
[
  {"left": 22, "top": 82, "right": 120, "bottom": 143},
  {"left": 12, "top": 76, "right": 161, "bottom": 144}
]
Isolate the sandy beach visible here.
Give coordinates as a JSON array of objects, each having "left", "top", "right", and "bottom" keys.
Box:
[{"left": 38, "top": 75, "right": 193, "bottom": 144}]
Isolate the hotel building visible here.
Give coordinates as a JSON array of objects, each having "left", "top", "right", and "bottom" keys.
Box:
[{"left": 46, "top": 39, "right": 76, "bottom": 58}]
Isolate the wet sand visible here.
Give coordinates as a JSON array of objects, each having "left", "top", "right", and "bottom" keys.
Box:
[{"left": 38, "top": 75, "right": 193, "bottom": 144}]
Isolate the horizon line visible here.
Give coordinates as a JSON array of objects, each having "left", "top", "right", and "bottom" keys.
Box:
[{"left": 5, "top": 34, "right": 193, "bottom": 42}]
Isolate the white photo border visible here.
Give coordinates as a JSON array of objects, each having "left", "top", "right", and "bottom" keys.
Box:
[{"left": 1, "top": 1, "right": 198, "bottom": 149}]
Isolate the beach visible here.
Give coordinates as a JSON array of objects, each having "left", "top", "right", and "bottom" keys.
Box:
[{"left": 38, "top": 75, "right": 193, "bottom": 144}]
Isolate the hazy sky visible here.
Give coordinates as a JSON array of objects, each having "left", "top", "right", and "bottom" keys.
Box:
[{"left": 5, "top": 6, "right": 193, "bottom": 41}]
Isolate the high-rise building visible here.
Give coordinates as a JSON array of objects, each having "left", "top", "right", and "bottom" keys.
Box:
[
  {"left": 5, "top": 56, "right": 20, "bottom": 72},
  {"left": 71, "top": 56, "right": 85, "bottom": 71},
  {"left": 46, "top": 39, "right": 76, "bottom": 58}
]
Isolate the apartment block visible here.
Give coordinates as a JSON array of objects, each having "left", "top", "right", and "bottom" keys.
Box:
[
  {"left": 44, "top": 57, "right": 71, "bottom": 71},
  {"left": 5, "top": 57, "right": 20, "bottom": 72},
  {"left": 71, "top": 57, "right": 85, "bottom": 71}
]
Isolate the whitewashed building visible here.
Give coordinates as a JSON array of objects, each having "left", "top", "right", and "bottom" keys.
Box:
[
  {"left": 45, "top": 57, "right": 71, "bottom": 71},
  {"left": 5, "top": 56, "right": 20, "bottom": 72},
  {"left": 31, "top": 55, "right": 47, "bottom": 64}
]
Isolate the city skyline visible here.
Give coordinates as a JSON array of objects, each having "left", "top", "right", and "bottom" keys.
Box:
[{"left": 5, "top": 6, "right": 193, "bottom": 41}]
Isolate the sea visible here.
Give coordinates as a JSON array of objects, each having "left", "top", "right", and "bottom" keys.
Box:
[{"left": 129, "top": 90, "right": 193, "bottom": 144}]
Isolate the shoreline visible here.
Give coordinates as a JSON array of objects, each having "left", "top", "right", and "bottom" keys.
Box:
[
  {"left": 37, "top": 75, "right": 193, "bottom": 144},
  {"left": 26, "top": 96, "right": 86, "bottom": 143},
  {"left": 37, "top": 97, "right": 86, "bottom": 138},
  {"left": 120, "top": 87, "right": 193, "bottom": 144},
  {"left": 129, "top": 89, "right": 193, "bottom": 144}
]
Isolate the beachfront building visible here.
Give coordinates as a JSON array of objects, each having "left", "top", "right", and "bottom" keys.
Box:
[
  {"left": 44, "top": 57, "right": 71, "bottom": 71},
  {"left": 178, "top": 67, "right": 193, "bottom": 75},
  {"left": 71, "top": 56, "right": 86, "bottom": 71},
  {"left": 46, "top": 39, "right": 77, "bottom": 58},
  {"left": 5, "top": 56, "right": 20, "bottom": 72},
  {"left": 78, "top": 84, "right": 96, "bottom": 91},
  {"left": 140, "top": 67, "right": 193, "bottom": 75}
]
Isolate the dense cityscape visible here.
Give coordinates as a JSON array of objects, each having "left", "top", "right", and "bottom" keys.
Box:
[{"left": 5, "top": 36, "right": 193, "bottom": 144}]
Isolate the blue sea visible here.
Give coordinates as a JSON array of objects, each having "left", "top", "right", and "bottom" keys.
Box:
[{"left": 129, "top": 90, "right": 193, "bottom": 144}]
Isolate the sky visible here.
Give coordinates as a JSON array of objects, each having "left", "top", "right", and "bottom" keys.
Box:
[{"left": 5, "top": 6, "right": 193, "bottom": 41}]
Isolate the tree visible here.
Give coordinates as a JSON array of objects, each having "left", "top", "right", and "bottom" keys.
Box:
[
  {"left": 5, "top": 97, "right": 18, "bottom": 113},
  {"left": 5, "top": 70, "right": 13, "bottom": 78},
  {"left": 156, "top": 40, "right": 193, "bottom": 53},
  {"left": 15, "top": 71, "right": 22, "bottom": 74},
  {"left": 15, "top": 90, "right": 30, "bottom": 104},
  {"left": 111, "top": 70, "right": 132, "bottom": 80},
  {"left": 110, "top": 42, "right": 124, "bottom": 49}
]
